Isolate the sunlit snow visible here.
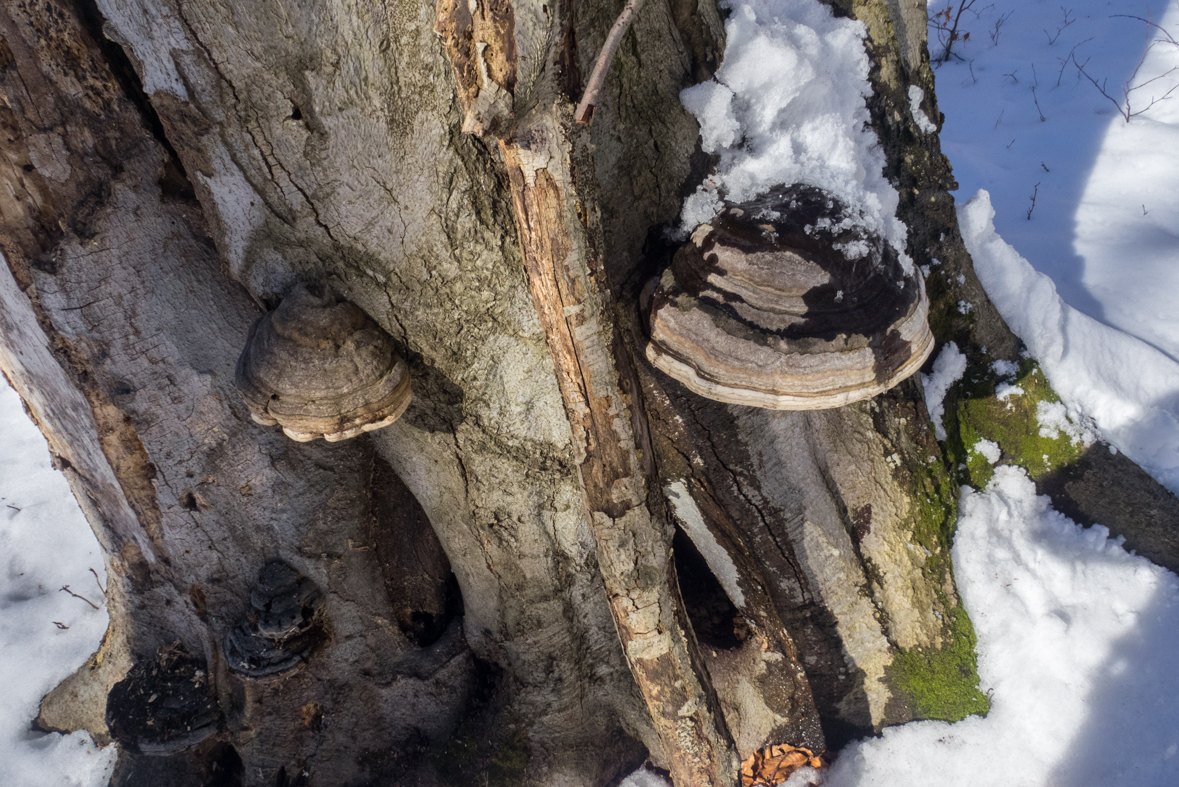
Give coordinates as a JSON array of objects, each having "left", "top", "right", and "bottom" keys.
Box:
[{"left": 0, "top": 381, "right": 116, "bottom": 785}]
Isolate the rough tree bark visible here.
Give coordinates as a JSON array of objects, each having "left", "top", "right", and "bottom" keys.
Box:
[{"left": 1, "top": 0, "right": 1176, "bottom": 785}]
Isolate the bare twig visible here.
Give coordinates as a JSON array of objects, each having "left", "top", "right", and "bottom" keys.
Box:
[
  {"left": 1041, "top": 162, "right": 1051, "bottom": 172},
  {"left": 1027, "top": 182, "right": 1041, "bottom": 220},
  {"left": 1075, "top": 17, "right": 1179, "bottom": 121},
  {"left": 929, "top": 0, "right": 979, "bottom": 64},
  {"left": 1003, "top": 69, "right": 1019, "bottom": 83},
  {"left": 1112, "top": 14, "right": 1179, "bottom": 45},
  {"left": 53, "top": 621, "right": 69, "bottom": 630},
  {"left": 60, "top": 585, "right": 100, "bottom": 611},
  {"left": 1044, "top": 7, "right": 1076, "bottom": 45},
  {"left": 1056, "top": 38, "right": 1094, "bottom": 86},
  {"left": 994, "top": 108, "right": 1004, "bottom": 129},
  {"left": 990, "top": 10, "right": 1013, "bottom": 45},
  {"left": 90, "top": 567, "right": 106, "bottom": 596},
  {"left": 1076, "top": 57, "right": 1179, "bottom": 121},
  {"left": 575, "top": 0, "right": 648, "bottom": 123},
  {"left": 1032, "top": 85, "right": 1047, "bottom": 121}
]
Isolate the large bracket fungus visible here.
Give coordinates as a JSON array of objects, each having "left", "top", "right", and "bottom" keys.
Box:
[
  {"left": 235, "top": 282, "right": 412, "bottom": 442},
  {"left": 224, "top": 561, "right": 327, "bottom": 678},
  {"left": 646, "top": 186, "right": 934, "bottom": 409}
]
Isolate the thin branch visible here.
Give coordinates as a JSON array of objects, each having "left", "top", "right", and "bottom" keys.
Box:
[
  {"left": 575, "top": 0, "right": 648, "bottom": 124},
  {"left": 90, "top": 567, "right": 106, "bottom": 596},
  {"left": 990, "top": 10, "right": 1013, "bottom": 45},
  {"left": 60, "top": 584, "right": 100, "bottom": 611},
  {"left": 1112, "top": 14, "right": 1179, "bottom": 46},
  {"left": 929, "top": 0, "right": 979, "bottom": 64},
  {"left": 1044, "top": 6, "right": 1076, "bottom": 45},
  {"left": 1032, "top": 85, "right": 1047, "bottom": 121}
]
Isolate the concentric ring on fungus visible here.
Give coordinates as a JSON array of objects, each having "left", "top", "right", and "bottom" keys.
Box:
[
  {"left": 236, "top": 282, "right": 412, "bottom": 442},
  {"left": 646, "top": 185, "right": 934, "bottom": 410}
]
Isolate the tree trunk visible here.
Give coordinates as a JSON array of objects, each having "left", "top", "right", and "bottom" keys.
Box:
[{"left": 1, "top": 0, "right": 1176, "bottom": 785}]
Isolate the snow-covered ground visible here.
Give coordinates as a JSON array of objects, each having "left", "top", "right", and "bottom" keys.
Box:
[
  {"left": 0, "top": 380, "right": 116, "bottom": 785},
  {"left": 935, "top": 0, "right": 1179, "bottom": 492}
]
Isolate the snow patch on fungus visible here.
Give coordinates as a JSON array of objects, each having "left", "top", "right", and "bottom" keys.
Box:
[{"left": 677, "top": 0, "right": 907, "bottom": 256}]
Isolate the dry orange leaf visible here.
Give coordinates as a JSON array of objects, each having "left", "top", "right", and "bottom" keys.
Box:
[{"left": 740, "top": 743, "right": 825, "bottom": 786}]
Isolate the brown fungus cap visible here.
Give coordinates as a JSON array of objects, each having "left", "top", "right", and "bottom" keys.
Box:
[
  {"left": 236, "top": 282, "right": 412, "bottom": 441},
  {"left": 646, "top": 185, "right": 934, "bottom": 409}
]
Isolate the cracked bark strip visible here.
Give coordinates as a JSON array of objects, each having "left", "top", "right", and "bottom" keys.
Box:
[
  {"left": 437, "top": 0, "right": 739, "bottom": 780},
  {"left": 500, "top": 120, "right": 737, "bottom": 785}
]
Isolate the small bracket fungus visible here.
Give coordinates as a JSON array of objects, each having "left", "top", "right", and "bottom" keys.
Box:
[
  {"left": 646, "top": 186, "right": 934, "bottom": 409},
  {"left": 236, "top": 282, "right": 412, "bottom": 442},
  {"left": 224, "top": 561, "right": 326, "bottom": 678},
  {"left": 105, "top": 643, "right": 220, "bottom": 755}
]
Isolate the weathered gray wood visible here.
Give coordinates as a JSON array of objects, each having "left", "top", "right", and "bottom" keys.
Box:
[{"left": 4, "top": 0, "right": 1177, "bottom": 784}]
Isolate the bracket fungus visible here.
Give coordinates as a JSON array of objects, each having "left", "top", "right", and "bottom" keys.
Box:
[
  {"left": 236, "top": 282, "right": 411, "bottom": 442},
  {"left": 105, "top": 643, "right": 220, "bottom": 755},
  {"left": 646, "top": 186, "right": 934, "bottom": 409},
  {"left": 224, "top": 561, "right": 326, "bottom": 678}
]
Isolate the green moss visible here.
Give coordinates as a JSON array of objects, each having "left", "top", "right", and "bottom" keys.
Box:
[
  {"left": 906, "top": 455, "right": 958, "bottom": 577},
  {"left": 952, "top": 363, "right": 1086, "bottom": 488},
  {"left": 880, "top": 414, "right": 992, "bottom": 722},
  {"left": 891, "top": 604, "right": 990, "bottom": 722},
  {"left": 434, "top": 722, "right": 530, "bottom": 787},
  {"left": 487, "top": 728, "right": 531, "bottom": 785},
  {"left": 889, "top": 359, "right": 1090, "bottom": 722}
]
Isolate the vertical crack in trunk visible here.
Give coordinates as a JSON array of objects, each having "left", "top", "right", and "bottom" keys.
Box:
[
  {"left": 499, "top": 122, "right": 737, "bottom": 785},
  {"left": 435, "top": 0, "right": 740, "bottom": 779}
]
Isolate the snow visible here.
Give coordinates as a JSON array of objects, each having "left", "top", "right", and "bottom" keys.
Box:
[
  {"left": 934, "top": 0, "right": 1179, "bottom": 363},
  {"left": 822, "top": 467, "right": 1179, "bottom": 786},
  {"left": 0, "top": 379, "right": 116, "bottom": 784},
  {"left": 678, "top": 0, "right": 908, "bottom": 257},
  {"left": 991, "top": 359, "right": 1019, "bottom": 379},
  {"left": 961, "top": 191, "right": 1179, "bottom": 493},
  {"left": 994, "top": 382, "right": 1023, "bottom": 402},
  {"left": 921, "top": 341, "right": 967, "bottom": 440},
  {"left": 969, "top": 437, "right": 1001, "bottom": 464},
  {"left": 935, "top": 0, "right": 1179, "bottom": 494},
  {"left": 620, "top": 766, "right": 674, "bottom": 787},
  {"left": 908, "top": 85, "right": 938, "bottom": 134},
  {"left": 1036, "top": 400, "right": 1096, "bottom": 447}
]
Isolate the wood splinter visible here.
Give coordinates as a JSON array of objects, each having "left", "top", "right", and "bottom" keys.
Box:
[{"left": 574, "top": 0, "right": 647, "bottom": 123}]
